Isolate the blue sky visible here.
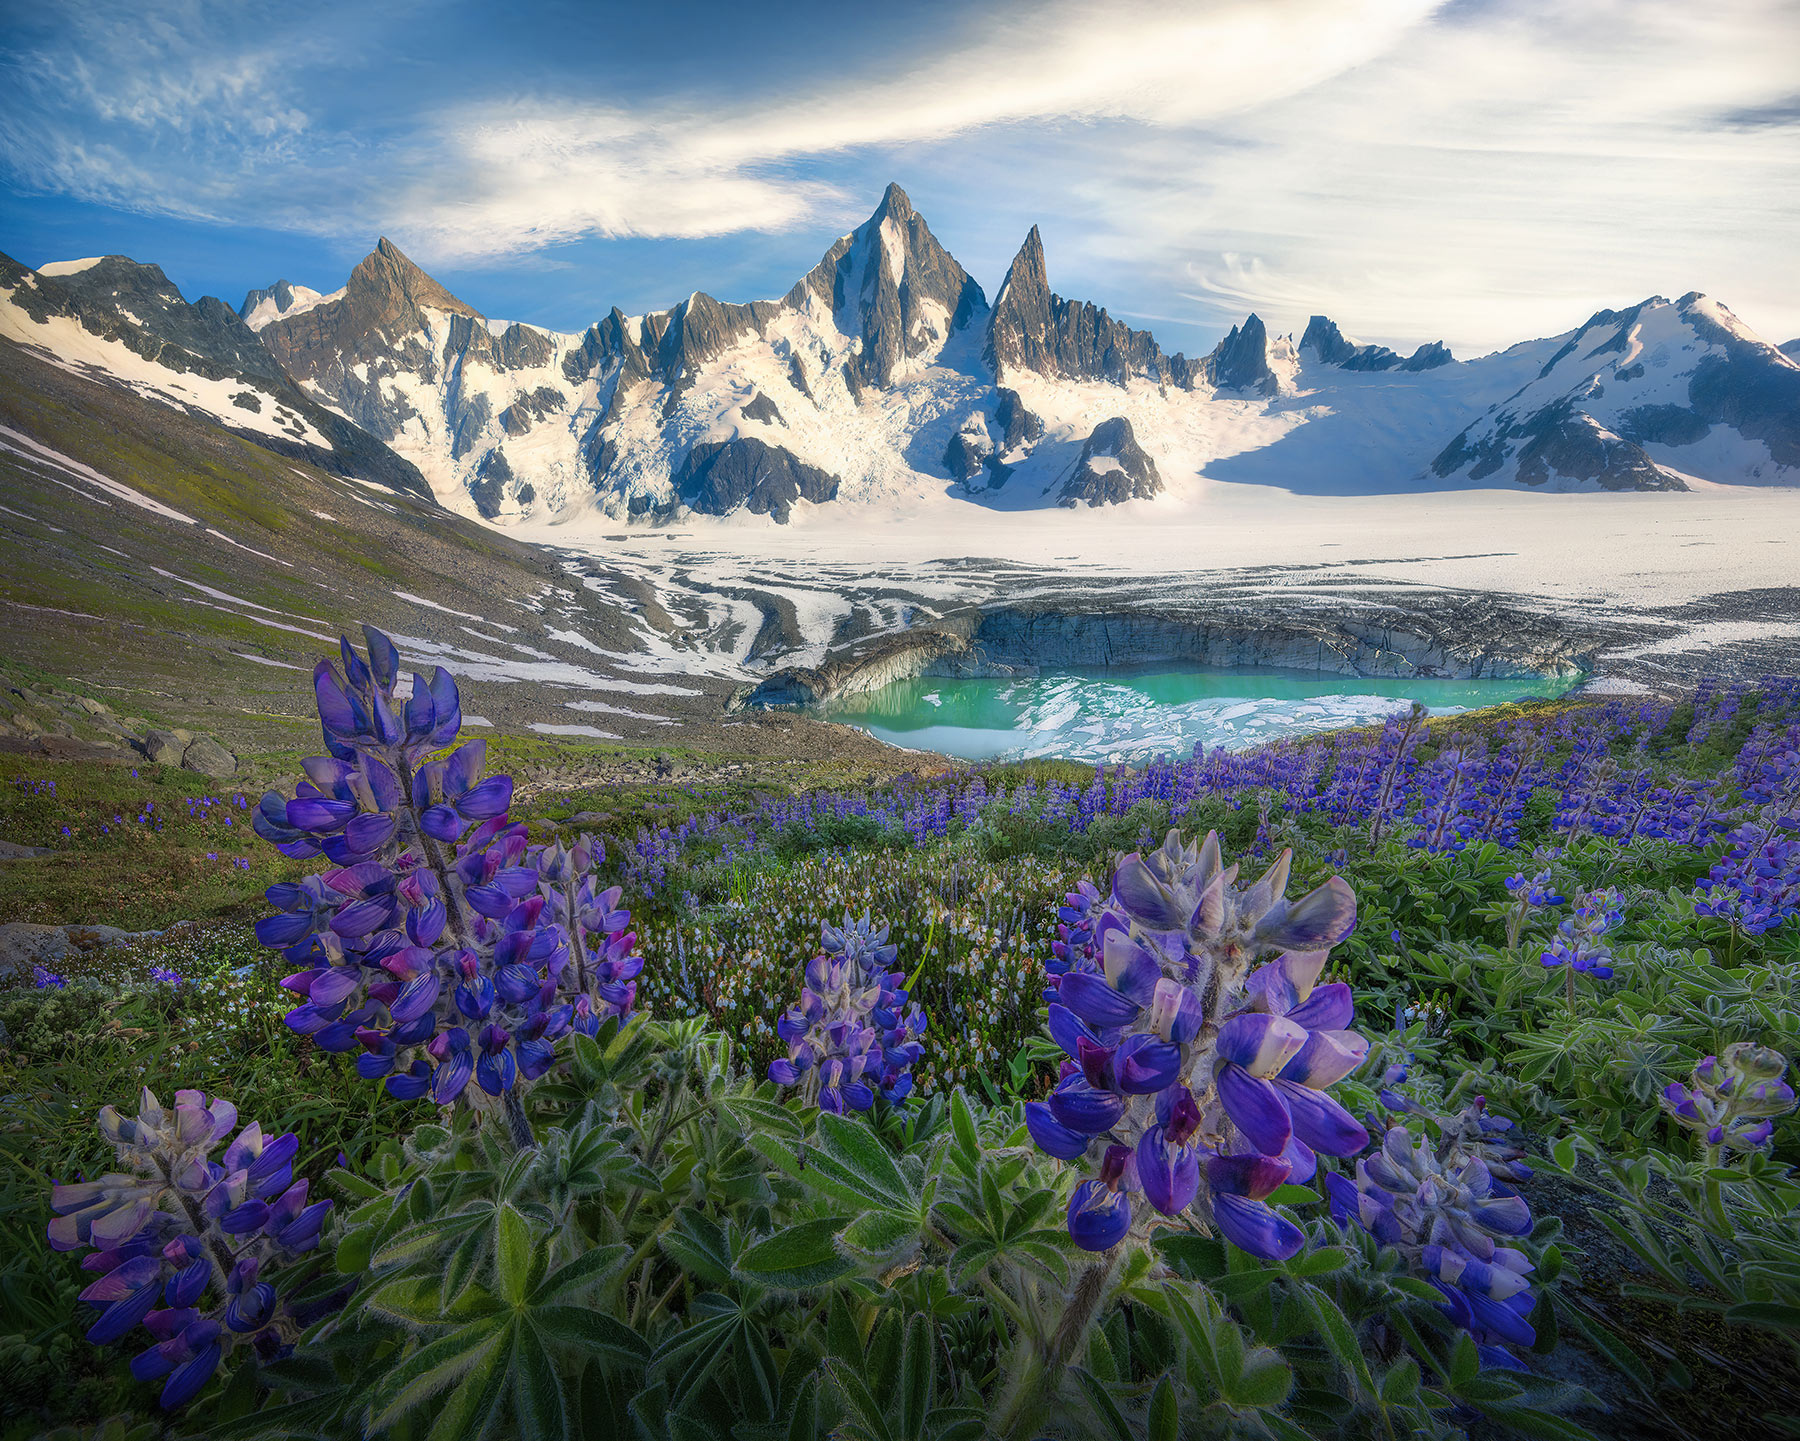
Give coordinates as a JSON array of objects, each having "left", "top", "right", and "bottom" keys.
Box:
[{"left": 2, "top": 0, "right": 1796, "bottom": 357}]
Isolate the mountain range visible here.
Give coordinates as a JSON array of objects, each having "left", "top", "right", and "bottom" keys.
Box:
[{"left": 3, "top": 184, "right": 1796, "bottom": 530}]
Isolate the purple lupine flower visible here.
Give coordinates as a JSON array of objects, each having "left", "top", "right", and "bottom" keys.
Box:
[
  {"left": 1541, "top": 889, "right": 1623, "bottom": 982},
  {"left": 35, "top": 965, "right": 68, "bottom": 989},
  {"left": 1325, "top": 1119, "right": 1536, "bottom": 1369},
  {"left": 769, "top": 912, "right": 925, "bottom": 1110},
  {"left": 1027, "top": 830, "right": 1363, "bottom": 1260},
  {"left": 252, "top": 627, "right": 647, "bottom": 1141},
  {"left": 47, "top": 1089, "right": 340, "bottom": 1410},
  {"left": 1661, "top": 1042, "right": 1795, "bottom": 1157}
]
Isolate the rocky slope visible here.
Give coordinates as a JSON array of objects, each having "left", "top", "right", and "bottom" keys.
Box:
[{"left": 0, "top": 252, "right": 428, "bottom": 497}]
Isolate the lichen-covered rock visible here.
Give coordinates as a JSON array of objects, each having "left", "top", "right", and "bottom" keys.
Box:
[
  {"left": 140, "top": 729, "right": 187, "bottom": 766},
  {"left": 180, "top": 736, "right": 237, "bottom": 778}
]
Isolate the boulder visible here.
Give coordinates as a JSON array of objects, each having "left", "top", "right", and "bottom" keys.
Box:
[
  {"left": 141, "top": 729, "right": 188, "bottom": 766},
  {"left": 181, "top": 736, "right": 238, "bottom": 778},
  {"left": 0, "top": 840, "right": 53, "bottom": 860},
  {"left": 0, "top": 922, "right": 74, "bottom": 979},
  {"left": 75, "top": 696, "right": 113, "bottom": 717}
]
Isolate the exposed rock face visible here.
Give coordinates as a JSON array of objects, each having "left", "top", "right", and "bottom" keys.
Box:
[
  {"left": 1204, "top": 314, "right": 1278, "bottom": 395},
  {"left": 1059, "top": 417, "right": 1163, "bottom": 506},
  {"left": 943, "top": 420, "right": 995, "bottom": 484},
  {"left": 1679, "top": 292, "right": 1800, "bottom": 469},
  {"left": 469, "top": 448, "right": 515, "bottom": 519},
  {"left": 0, "top": 251, "right": 428, "bottom": 497},
  {"left": 1300, "top": 316, "right": 1453, "bottom": 373},
  {"left": 1402, "top": 341, "right": 1453, "bottom": 372},
  {"left": 985, "top": 226, "right": 1189, "bottom": 386},
  {"left": 257, "top": 238, "right": 483, "bottom": 443},
  {"left": 674, "top": 438, "right": 840, "bottom": 523},
  {"left": 740, "top": 391, "right": 784, "bottom": 425},
  {"left": 786, "top": 183, "right": 985, "bottom": 389},
  {"left": 994, "top": 388, "right": 1043, "bottom": 450}
]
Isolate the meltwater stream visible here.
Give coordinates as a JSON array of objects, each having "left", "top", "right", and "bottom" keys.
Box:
[{"left": 818, "top": 668, "right": 1576, "bottom": 764}]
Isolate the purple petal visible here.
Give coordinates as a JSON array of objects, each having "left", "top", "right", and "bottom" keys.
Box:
[
  {"left": 1026, "top": 1101, "right": 1092, "bottom": 1160},
  {"left": 1058, "top": 972, "right": 1144, "bottom": 1028},
  {"left": 1216, "top": 1064, "right": 1293, "bottom": 1156},
  {"left": 1216, "top": 1013, "right": 1309, "bottom": 1078},
  {"left": 1270, "top": 1078, "right": 1368, "bottom": 1158},
  {"left": 1213, "top": 1193, "right": 1305, "bottom": 1261}
]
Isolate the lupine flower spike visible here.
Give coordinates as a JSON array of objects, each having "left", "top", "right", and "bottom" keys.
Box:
[
  {"left": 1662, "top": 1042, "right": 1796, "bottom": 1162},
  {"left": 253, "top": 627, "right": 646, "bottom": 1146},
  {"left": 1026, "top": 830, "right": 1365, "bottom": 1260},
  {"left": 47, "top": 1090, "right": 343, "bottom": 1410},
  {"left": 768, "top": 912, "right": 927, "bottom": 1110},
  {"left": 1326, "top": 1119, "right": 1537, "bottom": 1370}
]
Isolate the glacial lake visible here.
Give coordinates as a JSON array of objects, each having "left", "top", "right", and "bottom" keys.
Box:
[{"left": 817, "top": 668, "right": 1578, "bottom": 763}]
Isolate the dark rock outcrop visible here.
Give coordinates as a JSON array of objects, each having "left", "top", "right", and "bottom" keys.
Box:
[
  {"left": 1300, "top": 316, "right": 1453, "bottom": 374},
  {"left": 1437, "top": 401, "right": 1682, "bottom": 491},
  {"left": 741, "top": 391, "right": 784, "bottom": 425},
  {"left": 1204, "top": 315, "right": 1278, "bottom": 395},
  {"left": 985, "top": 226, "right": 1188, "bottom": 386},
  {"left": 787, "top": 183, "right": 984, "bottom": 389},
  {"left": 942, "top": 423, "right": 994, "bottom": 483},
  {"left": 994, "top": 388, "right": 1043, "bottom": 451},
  {"left": 469, "top": 449, "right": 515, "bottom": 518},
  {"left": 1058, "top": 417, "right": 1163, "bottom": 506},
  {"left": 674, "top": 438, "right": 840, "bottom": 523}
]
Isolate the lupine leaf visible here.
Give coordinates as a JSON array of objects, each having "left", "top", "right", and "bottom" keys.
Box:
[
  {"left": 736, "top": 1217, "right": 853, "bottom": 1290},
  {"left": 425, "top": 1326, "right": 516, "bottom": 1441},
  {"left": 531, "top": 1244, "right": 633, "bottom": 1307},
  {"left": 898, "top": 1312, "right": 933, "bottom": 1434},
  {"left": 661, "top": 1210, "right": 735, "bottom": 1286},
  {"left": 495, "top": 1203, "right": 538, "bottom": 1307},
  {"left": 513, "top": 1322, "right": 568, "bottom": 1441},
  {"left": 950, "top": 1089, "right": 981, "bottom": 1175},
  {"left": 532, "top": 1306, "right": 650, "bottom": 1365},
  {"left": 1070, "top": 1365, "right": 1135, "bottom": 1441},
  {"left": 366, "top": 1315, "right": 510, "bottom": 1430},
  {"left": 1147, "top": 1375, "right": 1178, "bottom": 1441}
]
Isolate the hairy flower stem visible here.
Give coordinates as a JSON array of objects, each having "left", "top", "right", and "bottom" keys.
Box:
[
  {"left": 990, "top": 1255, "right": 1121, "bottom": 1437},
  {"left": 1566, "top": 964, "right": 1577, "bottom": 1014},
  {"left": 502, "top": 1088, "right": 535, "bottom": 1152},
  {"left": 391, "top": 753, "right": 477, "bottom": 950}
]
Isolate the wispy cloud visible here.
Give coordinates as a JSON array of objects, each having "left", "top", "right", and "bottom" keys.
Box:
[{"left": 1, "top": 0, "right": 1794, "bottom": 352}]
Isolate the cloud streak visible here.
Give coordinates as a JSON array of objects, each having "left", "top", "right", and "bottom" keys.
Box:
[{"left": 1, "top": 0, "right": 1794, "bottom": 354}]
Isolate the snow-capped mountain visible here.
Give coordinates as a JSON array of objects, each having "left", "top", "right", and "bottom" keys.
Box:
[
  {"left": 0, "top": 251, "right": 429, "bottom": 497},
  {"left": 6, "top": 185, "right": 1795, "bottom": 531},
  {"left": 1431, "top": 294, "right": 1800, "bottom": 490}
]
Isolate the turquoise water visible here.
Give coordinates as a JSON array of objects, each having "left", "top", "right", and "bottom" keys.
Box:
[{"left": 818, "top": 667, "right": 1576, "bottom": 763}]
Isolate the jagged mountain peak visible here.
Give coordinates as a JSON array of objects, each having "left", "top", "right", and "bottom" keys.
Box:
[
  {"left": 985, "top": 224, "right": 1185, "bottom": 388},
  {"left": 1299, "top": 313, "right": 1453, "bottom": 374},
  {"left": 349, "top": 237, "right": 484, "bottom": 321},
  {"left": 786, "top": 183, "right": 985, "bottom": 387}
]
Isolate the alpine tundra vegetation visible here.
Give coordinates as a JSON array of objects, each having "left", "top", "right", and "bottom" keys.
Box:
[{"left": 6, "top": 633, "right": 1799, "bottom": 1438}]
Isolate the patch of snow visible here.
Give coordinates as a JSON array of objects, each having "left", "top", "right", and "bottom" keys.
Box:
[
  {"left": 529, "top": 723, "right": 621, "bottom": 739},
  {"left": 0, "top": 425, "right": 196, "bottom": 522},
  {"left": 205, "top": 528, "right": 290, "bottom": 565},
  {"left": 39, "top": 257, "right": 106, "bottom": 277},
  {"left": 234, "top": 651, "right": 304, "bottom": 670}
]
